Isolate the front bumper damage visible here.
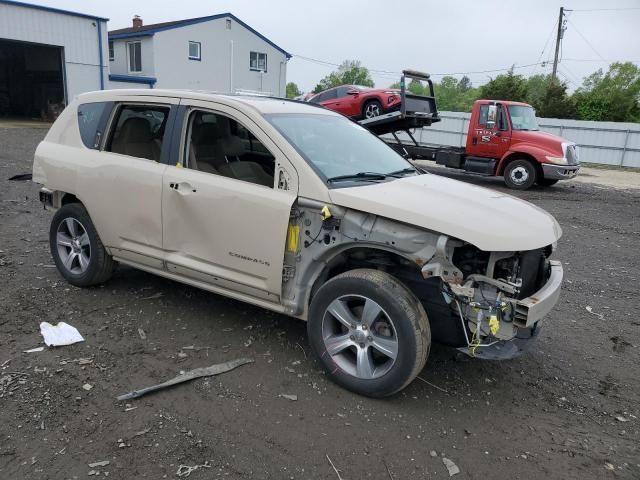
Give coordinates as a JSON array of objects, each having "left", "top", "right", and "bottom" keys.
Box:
[{"left": 422, "top": 237, "right": 563, "bottom": 360}]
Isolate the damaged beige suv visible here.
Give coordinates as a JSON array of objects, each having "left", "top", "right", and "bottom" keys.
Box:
[{"left": 33, "top": 90, "right": 563, "bottom": 397}]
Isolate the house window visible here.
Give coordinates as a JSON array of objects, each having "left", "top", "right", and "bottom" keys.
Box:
[
  {"left": 127, "top": 41, "right": 142, "bottom": 73},
  {"left": 108, "top": 41, "right": 114, "bottom": 61},
  {"left": 250, "top": 52, "right": 267, "bottom": 72},
  {"left": 188, "top": 41, "right": 201, "bottom": 61},
  {"left": 226, "top": 18, "right": 232, "bottom": 29}
]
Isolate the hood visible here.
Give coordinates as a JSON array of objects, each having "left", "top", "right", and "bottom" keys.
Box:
[
  {"left": 511, "top": 130, "right": 570, "bottom": 155},
  {"left": 328, "top": 174, "right": 562, "bottom": 252}
]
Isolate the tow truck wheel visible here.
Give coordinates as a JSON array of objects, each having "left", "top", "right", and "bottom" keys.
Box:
[
  {"left": 362, "top": 100, "right": 383, "bottom": 119},
  {"left": 537, "top": 178, "right": 559, "bottom": 187},
  {"left": 504, "top": 159, "right": 537, "bottom": 190},
  {"left": 308, "top": 269, "right": 431, "bottom": 398}
]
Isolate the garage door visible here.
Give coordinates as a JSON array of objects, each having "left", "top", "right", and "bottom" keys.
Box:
[{"left": 0, "top": 38, "right": 65, "bottom": 119}]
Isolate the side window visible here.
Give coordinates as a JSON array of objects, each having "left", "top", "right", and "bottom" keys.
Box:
[
  {"left": 324, "top": 89, "right": 338, "bottom": 100},
  {"left": 336, "top": 86, "right": 352, "bottom": 98},
  {"left": 478, "top": 104, "right": 489, "bottom": 126},
  {"left": 309, "top": 92, "right": 325, "bottom": 104},
  {"left": 184, "top": 110, "right": 275, "bottom": 188},
  {"left": 77, "top": 102, "right": 110, "bottom": 149},
  {"left": 106, "top": 105, "right": 169, "bottom": 161}
]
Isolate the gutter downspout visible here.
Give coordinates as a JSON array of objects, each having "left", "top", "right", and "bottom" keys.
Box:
[
  {"left": 229, "top": 40, "right": 234, "bottom": 94},
  {"left": 97, "top": 20, "right": 105, "bottom": 90}
]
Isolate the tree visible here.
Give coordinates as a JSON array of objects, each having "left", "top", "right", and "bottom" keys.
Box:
[
  {"left": 536, "top": 80, "right": 576, "bottom": 119},
  {"left": 286, "top": 82, "right": 302, "bottom": 99},
  {"left": 313, "top": 60, "right": 374, "bottom": 93},
  {"left": 525, "top": 74, "right": 549, "bottom": 110},
  {"left": 479, "top": 68, "right": 528, "bottom": 102},
  {"left": 573, "top": 62, "right": 640, "bottom": 122},
  {"left": 433, "top": 76, "right": 479, "bottom": 112}
]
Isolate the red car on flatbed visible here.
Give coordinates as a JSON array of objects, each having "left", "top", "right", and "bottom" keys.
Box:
[{"left": 308, "top": 85, "right": 401, "bottom": 120}]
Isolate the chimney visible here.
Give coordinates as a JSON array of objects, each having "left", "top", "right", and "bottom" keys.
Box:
[{"left": 132, "top": 15, "right": 143, "bottom": 28}]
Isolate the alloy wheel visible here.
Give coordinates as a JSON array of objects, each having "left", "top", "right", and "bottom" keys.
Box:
[
  {"left": 56, "top": 218, "right": 91, "bottom": 274},
  {"left": 321, "top": 295, "right": 398, "bottom": 379},
  {"left": 365, "top": 103, "right": 381, "bottom": 118}
]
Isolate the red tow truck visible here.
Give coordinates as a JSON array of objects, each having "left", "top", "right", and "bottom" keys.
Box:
[{"left": 357, "top": 70, "right": 581, "bottom": 189}]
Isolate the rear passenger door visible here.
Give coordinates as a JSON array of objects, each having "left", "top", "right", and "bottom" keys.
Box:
[
  {"left": 161, "top": 101, "right": 298, "bottom": 301},
  {"left": 76, "top": 97, "right": 179, "bottom": 269}
]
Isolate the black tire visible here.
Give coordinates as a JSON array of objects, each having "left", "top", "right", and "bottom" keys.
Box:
[
  {"left": 504, "top": 158, "right": 537, "bottom": 190},
  {"left": 308, "top": 269, "right": 431, "bottom": 398},
  {"left": 49, "top": 203, "right": 115, "bottom": 287},
  {"left": 362, "top": 100, "right": 383, "bottom": 119},
  {"left": 537, "top": 178, "right": 559, "bottom": 187}
]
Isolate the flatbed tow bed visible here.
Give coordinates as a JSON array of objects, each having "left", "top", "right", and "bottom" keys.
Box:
[{"left": 358, "top": 70, "right": 580, "bottom": 189}]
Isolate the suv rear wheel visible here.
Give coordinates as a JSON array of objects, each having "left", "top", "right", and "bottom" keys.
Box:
[
  {"left": 308, "top": 269, "right": 430, "bottom": 397},
  {"left": 50, "top": 203, "right": 115, "bottom": 287}
]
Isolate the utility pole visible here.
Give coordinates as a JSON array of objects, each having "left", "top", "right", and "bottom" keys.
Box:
[{"left": 551, "top": 7, "right": 565, "bottom": 81}]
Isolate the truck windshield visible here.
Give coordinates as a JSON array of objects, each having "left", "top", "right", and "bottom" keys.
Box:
[
  {"left": 508, "top": 105, "right": 539, "bottom": 131},
  {"left": 265, "top": 113, "right": 415, "bottom": 184}
]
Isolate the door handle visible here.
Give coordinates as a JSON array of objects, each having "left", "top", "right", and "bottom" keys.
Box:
[{"left": 169, "top": 182, "right": 196, "bottom": 193}]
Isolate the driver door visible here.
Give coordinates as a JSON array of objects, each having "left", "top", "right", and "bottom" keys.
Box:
[{"left": 161, "top": 101, "right": 298, "bottom": 302}]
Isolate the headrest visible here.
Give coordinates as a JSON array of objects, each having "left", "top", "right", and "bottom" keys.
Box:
[
  {"left": 218, "top": 136, "right": 245, "bottom": 157},
  {"left": 120, "top": 117, "right": 152, "bottom": 143}
]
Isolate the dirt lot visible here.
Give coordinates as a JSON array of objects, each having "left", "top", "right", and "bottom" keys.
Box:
[{"left": 1, "top": 127, "right": 639, "bottom": 480}]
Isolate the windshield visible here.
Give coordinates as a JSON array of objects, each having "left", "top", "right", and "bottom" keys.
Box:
[
  {"left": 266, "top": 113, "right": 415, "bottom": 184},
  {"left": 508, "top": 105, "right": 539, "bottom": 131}
]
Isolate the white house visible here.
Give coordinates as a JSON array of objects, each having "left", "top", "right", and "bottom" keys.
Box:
[
  {"left": 108, "top": 14, "right": 291, "bottom": 97},
  {"left": 0, "top": 0, "right": 108, "bottom": 118}
]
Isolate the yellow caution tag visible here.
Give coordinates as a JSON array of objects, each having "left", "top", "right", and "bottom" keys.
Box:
[
  {"left": 489, "top": 315, "right": 500, "bottom": 335},
  {"left": 321, "top": 205, "right": 332, "bottom": 220},
  {"left": 176, "top": 162, "right": 183, "bottom": 168},
  {"left": 286, "top": 224, "right": 300, "bottom": 253}
]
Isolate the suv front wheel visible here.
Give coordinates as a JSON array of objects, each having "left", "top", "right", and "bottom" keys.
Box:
[
  {"left": 49, "top": 203, "right": 115, "bottom": 287},
  {"left": 308, "top": 269, "right": 431, "bottom": 397}
]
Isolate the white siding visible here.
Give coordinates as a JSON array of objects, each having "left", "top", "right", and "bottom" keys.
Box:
[
  {"left": 151, "top": 17, "right": 287, "bottom": 96},
  {"left": 0, "top": 2, "right": 107, "bottom": 100},
  {"left": 109, "top": 36, "right": 155, "bottom": 77}
]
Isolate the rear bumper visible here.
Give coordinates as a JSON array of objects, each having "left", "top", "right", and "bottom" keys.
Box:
[{"left": 542, "top": 163, "right": 580, "bottom": 180}]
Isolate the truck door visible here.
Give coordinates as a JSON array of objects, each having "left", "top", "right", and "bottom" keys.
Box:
[{"left": 468, "top": 103, "right": 511, "bottom": 159}]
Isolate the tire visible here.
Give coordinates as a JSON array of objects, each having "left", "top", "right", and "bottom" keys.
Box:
[
  {"left": 504, "top": 158, "right": 537, "bottom": 190},
  {"left": 308, "top": 269, "right": 431, "bottom": 398},
  {"left": 49, "top": 203, "right": 115, "bottom": 287},
  {"left": 537, "top": 178, "right": 559, "bottom": 187},
  {"left": 362, "top": 100, "right": 383, "bottom": 119}
]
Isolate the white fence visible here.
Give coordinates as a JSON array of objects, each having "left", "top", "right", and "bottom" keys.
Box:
[{"left": 404, "top": 111, "right": 640, "bottom": 168}]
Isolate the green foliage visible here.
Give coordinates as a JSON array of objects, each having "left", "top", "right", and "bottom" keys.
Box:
[
  {"left": 536, "top": 80, "right": 576, "bottom": 119},
  {"left": 479, "top": 67, "right": 528, "bottom": 102},
  {"left": 573, "top": 62, "right": 640, "bottom": 122},
  {"left": 434, "top": 76, "right": 479, "bottom": 112},
  {"left": 285, "top": 82, "right": 302, "bottom": 99},
  {"left": 313, "top": 60, "right": 374, "bottom": 93},
  {"left": 525, "top": 74, "right": 549, "bottom": 110}
]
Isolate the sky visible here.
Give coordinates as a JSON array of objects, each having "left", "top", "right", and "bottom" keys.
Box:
[{"left": 31, "top": 0, "right": 640, "bottom": 92}]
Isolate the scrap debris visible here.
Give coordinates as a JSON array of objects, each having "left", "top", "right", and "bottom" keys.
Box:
[
  {"left": 39, "top": 322, "right": 84, "bottom": 347},
  {"left": 326, "top": 454, "right": 343, "bottom": 480},
  {"left": 88, "top": 460, "right": 110, "bottom": 468},
  {"left": 280, "top": 394, "right": 298, "bottom": 401},
  {"left": 116, "top": 358, "right": 253, "bottom": 401},
  {"left": 442, "top": 457, "right": 460, "bottom": 477},
  {"left": 585, "top": 306, "right": 604, "bottom": 320},
  {"left": 176, "top": 461, "right": 211, "bottom": 478}
]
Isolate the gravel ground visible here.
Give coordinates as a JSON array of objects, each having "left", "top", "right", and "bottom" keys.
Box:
[{"left": 1, "top": 127, "right": 639, "bottom": 479}]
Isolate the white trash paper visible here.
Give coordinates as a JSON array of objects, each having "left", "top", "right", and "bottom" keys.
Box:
[{"left": 39, "top": 322, "right": 84, "bottom": 347}]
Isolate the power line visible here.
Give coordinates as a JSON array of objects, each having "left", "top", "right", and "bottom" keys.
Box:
[
  {"left": 570, "top": 7, "right": 640, "bottom": 12},
  {"left": 566, "top": 18, "right": 607, "bottom": 62}
]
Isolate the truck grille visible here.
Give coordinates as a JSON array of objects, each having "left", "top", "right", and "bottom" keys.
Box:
[{"left": 565, "top": 144, "right": 579, "bottom": 165}]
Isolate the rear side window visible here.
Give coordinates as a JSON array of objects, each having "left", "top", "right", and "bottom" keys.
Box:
[
  {"left": 77, "top": 102, "right": 110, "bottom": 149},
  {"left": 106, "top": 105, "right": 170, "bottom": 161}
]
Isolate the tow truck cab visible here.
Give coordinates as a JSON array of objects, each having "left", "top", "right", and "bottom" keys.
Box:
[{"left": 464, "top": 100, "right": 580, "bottom": 187}]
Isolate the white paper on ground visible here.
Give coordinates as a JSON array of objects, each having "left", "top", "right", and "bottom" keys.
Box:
[{"left": 39, "top": 322, "right": 84, "bottom": 347}]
